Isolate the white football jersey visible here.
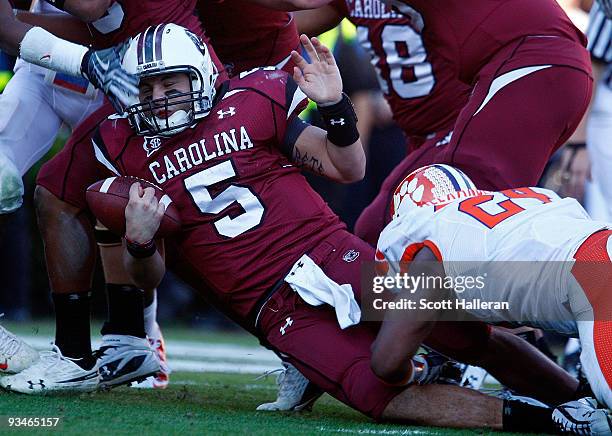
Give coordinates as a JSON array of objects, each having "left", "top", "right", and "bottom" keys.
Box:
[{"left": 377, "top": 187, "right": 608, "bottom": 331}]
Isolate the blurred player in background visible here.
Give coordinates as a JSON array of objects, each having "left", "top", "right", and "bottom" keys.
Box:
[{"left": 0, "top": 0, "right": 138, "bottom": 219}]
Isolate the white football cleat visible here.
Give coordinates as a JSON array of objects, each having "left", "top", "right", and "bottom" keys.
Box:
[
  {"left": 97, "top": 335, "right": 160, "bottom": 389},
  {"left": 0, "top": 323, "right": 39, "bottom": 374},
  {"left": 0, "top": 345, "right": 98, "bottom": 394},
  {"left": 552, "top": 397, "right": 612, "bottom": 436},
  {"left": 131, "top": 323, "right": 170, "bottom": 389},
  {"left": 256, "top": 363, "right": 323, "bottom": 411}
]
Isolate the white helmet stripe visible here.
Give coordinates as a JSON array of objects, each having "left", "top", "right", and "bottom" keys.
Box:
[{"left": 143, "top": 26, "right": 156, "bottom": 63}]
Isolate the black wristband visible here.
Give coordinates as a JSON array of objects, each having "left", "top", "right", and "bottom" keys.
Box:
[
  {"left": 43, "top": 0, "right": 66, "bottom": 11},
  {"left": 125, "top": 238, "right": 157, "bottom": 259},
  {"left": 317, "top": 93, "right": 359, "bottom": 147}
]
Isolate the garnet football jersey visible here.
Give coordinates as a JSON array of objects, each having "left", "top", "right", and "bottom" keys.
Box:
[
  {"left": 199, "top": 0, "right": 300, "bottom": 74},
  {"left": 377, "top": 187, "right": 608, "bottom": 329},
  {"left": 382, "top": 0, "right": 589, "bottom": 82},
  {"left": 92, "top": 69, "right": 346, "bottom": 318},
  {"left": 90, "top": 0, "right": 203, "bottom": 46},
  {"left": 88, "top": 0, "right": 225, "bottom": 85},
  {"left": 331, "top": 0, "right": 470, "bottom": 138}
]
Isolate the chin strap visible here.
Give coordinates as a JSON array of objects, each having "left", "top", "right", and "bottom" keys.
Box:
[{"left": 150, "top": 109, "right": 192, "bottom": 135}]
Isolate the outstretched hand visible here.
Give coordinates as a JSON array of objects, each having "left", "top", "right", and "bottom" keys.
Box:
[{"left": 290, "top": 34, "right": 342, "bottom": 106}]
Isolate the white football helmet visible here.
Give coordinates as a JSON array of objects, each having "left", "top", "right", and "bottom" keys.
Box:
[
  {"left": 390, "top": 164, "right": 478, "bottom": 219},
  {"left": 122, "top": 23, "right": 218, "bottom": 136}
]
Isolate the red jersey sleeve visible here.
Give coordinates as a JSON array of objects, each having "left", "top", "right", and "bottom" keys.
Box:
[{"left": 230, "top": 68, "right": 308, "bottom": 148}]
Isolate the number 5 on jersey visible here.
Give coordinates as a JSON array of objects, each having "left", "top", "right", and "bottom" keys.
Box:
[{"left": 184, "top": 160, "right": 264, "bottom": 238}]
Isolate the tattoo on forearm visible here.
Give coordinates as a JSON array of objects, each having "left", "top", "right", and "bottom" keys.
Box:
[{"left": 293, "top": 147, "right": 324, "bottom": 175}]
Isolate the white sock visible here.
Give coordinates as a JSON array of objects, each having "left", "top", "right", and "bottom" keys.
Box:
[{"left": 143, "top": 290, "right": 158, "bottom": 338}]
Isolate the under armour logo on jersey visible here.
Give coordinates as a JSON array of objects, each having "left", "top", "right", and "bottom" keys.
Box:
[
  {"left": 330, "top": 118, "right": 345, "bottom": 126},
  {"left": 280, "top": 317, "right": 293, "bottom": 335},
  {"left": 342, "top": 250, "right": 360, "bottom": 263},
  {"left": 27, "top": 379, "right": 45, "bottom": 390},
  {"left": 217, "top": 107, "right": 236, "bottom": 119},
  {"left": 143, "top": 136, "right": 163, "bottom": 157}
]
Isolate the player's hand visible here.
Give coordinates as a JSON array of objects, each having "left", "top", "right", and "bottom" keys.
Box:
[
  {"left": 81, "top": 42, "right": 139, "bottom": 113},
  {"left": 597, "top": 0, "right": 612, "bottom": 19},
  {"left": 290, "top": 34, "right": 342, "bottom": 106},
  {"left": 125, "top": 182, "right": 165, "bottom": 244}
]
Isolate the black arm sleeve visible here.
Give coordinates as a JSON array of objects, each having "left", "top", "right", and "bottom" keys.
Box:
[{"left": 279, "top": 116, "right": 310, "bottom": 159}]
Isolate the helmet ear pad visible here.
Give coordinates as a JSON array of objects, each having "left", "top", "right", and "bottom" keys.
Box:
[{"left": 121, "top": 23, "right": 219, "bottom": 136}]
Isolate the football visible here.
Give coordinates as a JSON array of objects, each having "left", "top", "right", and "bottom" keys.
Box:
[{"left": 86, "top": 176, "right": 181, "bottom": 238}]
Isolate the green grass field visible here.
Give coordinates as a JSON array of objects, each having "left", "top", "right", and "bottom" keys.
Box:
[
  {"left": 0, "top": 321, "right": 531, "bottom": 435},
  {"left": 0, "top": 372, "right": 521, "bottom": 436}
]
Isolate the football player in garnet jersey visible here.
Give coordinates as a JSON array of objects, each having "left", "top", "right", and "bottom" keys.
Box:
[
  {"left": 45, "top": 24, "right": 597, "bottom": 432},
  {"left": 374, "top": 165, "right": 612, "bottom": 435}
]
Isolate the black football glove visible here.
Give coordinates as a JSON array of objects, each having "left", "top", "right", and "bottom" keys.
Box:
[
  {"left": 598, "top": 0, "right": 612, "bottom": 19},
  {"left": 81, "top": 43, "right": 139, "bottom": 113}
]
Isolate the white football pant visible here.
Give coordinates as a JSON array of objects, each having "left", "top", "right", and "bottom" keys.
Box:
[{"left": 0, "top": 63, "right": 104, "bottom": 213}]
